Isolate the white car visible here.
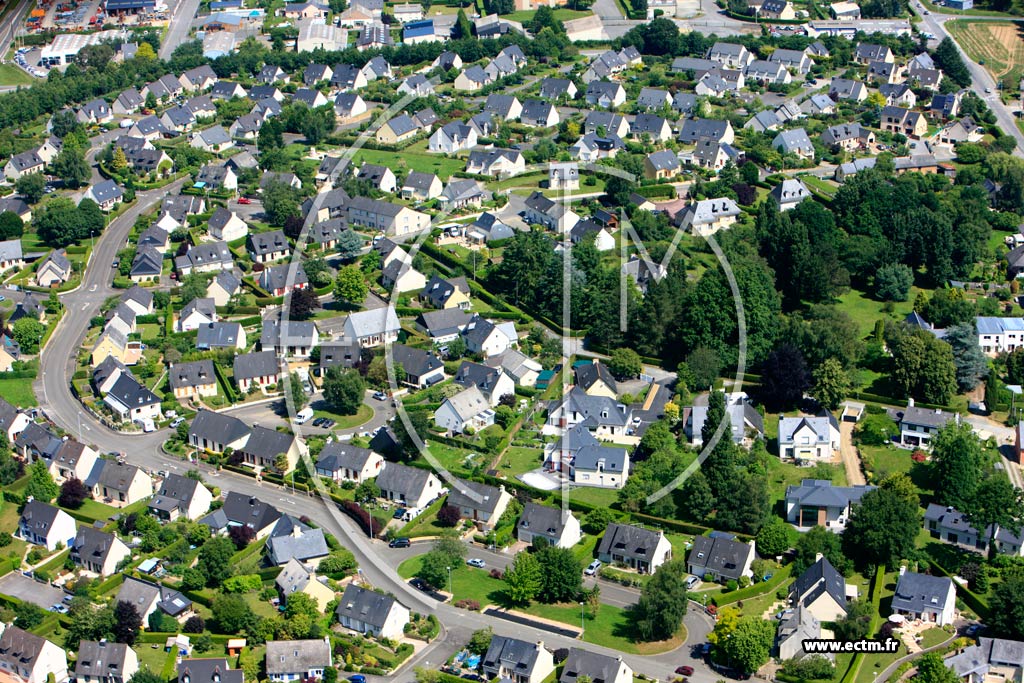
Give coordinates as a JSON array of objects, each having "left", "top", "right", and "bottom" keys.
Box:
[
  {"left": 584, "top": 560, "right": 602, "bottom": 576},
  {"left": 467, "top": 558, "right": 486, "bottom": 568},
  {"left": 170, "top": 417, "right": 185, "bottom": 428},
  {"left": 295, "top": 407, "right": 314, "bottom": 424},
  {"left": 685, "top": 575, "right": 701, "bottom": 590}
]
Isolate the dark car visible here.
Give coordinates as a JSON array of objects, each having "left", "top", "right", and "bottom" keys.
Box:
[
  {"left": 410, "top": 577, "right": 432, "bottom": 591},
  {"left": 389, "top": 537, "right": 411, "bottom": 548},
  {"left": 349, "top": 676, "right": 366, "bottom": 683},
  {"left": 676, "top": 667, "right": 694, "bottom": 676},
  {"left": 392, "top": 508, "right": 406, "bottom": 519}
]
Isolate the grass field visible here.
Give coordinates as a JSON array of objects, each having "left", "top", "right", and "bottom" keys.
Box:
[
  {"left": 504, "top": 7, "right": 592, "bottom": 21},
  {"left": 835, "top": 287, "right": 919, "bottom": 338},
  {"left": 352, "top": 148, "right": 466, "bottom": 180},
  {"left": 0, "top": 65, "right": 33, "bottom": 87},
  {"left": 497, "top": 446, "right": 543, "bottom": 476},
  {"left": 0, "top": 378, "right": 37, "bottom": 407},
  {"left": 313, "top": 402, "right": 374, "bottom": 429},
  {"left": 133, "top": 644, "right": 173, "bottom": 676},
  {"left": 948, "top": 20, "right": 1024, "bottom": 87}
]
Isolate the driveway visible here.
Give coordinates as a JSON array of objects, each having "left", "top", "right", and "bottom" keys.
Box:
[
  {"left": 839, "top": 422, "right": 866, "bottom": 486},
  {"left": 0, "top": 573, "right": 66, "bottom": 609}
]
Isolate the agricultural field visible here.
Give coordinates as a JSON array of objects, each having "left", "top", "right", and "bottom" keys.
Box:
[{"left": 948, "top": 20, "right": 1024, "bottom": 87}]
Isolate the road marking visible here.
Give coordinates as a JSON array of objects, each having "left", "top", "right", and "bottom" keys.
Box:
[
  {"left": 89, "top": 285, "right": 96, "bottom": 292},
  {"left": 80, "top": 303, "right": 88, "bottom": 310}
]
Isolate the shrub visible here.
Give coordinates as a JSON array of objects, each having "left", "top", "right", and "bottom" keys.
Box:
[
  {"left": 339, "top": 500, "right": 384, "bottom": 538},
  {"left": 454, "top": 599, "right": 480, "bottom": 611},
  {"left": 437, "top": 505, "right": 462, "bottom": 528},
  {"left": 725, "top": 579, "right": 738, "bottom": 592},
  {"left": 489, "top": 568, "right": 504, "bottom": 579},
  {"left": 223, "top": 574, "right": 263, "bottom": 593}
]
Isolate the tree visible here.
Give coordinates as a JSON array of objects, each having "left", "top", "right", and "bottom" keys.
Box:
[
  {"left": 933, "top": 38, "right": 971, "bottom": 87},
  {"left": 25, "top": 459, "right": 59, "bottom": 502},
  {"left": 433, "top": 533, "right": 467, "bottom": 565},
  {"left": 51, "top": 147, "right": 90, "bottom": 188},
  {"left": 58, "top": 477, "right": 89, "bottom": 509},
  {"left": 875, "top": 263, "right": 913, "bottom": 301},
  {"left": 183, "top": 615, "right": 205, "bottom": 633},
  {"left": 288, "top": 372, "right": 308, "bottom": 413},
  {"left": 879, "top": 473, "right": 918, "bottom": 505},
  {"left": 914, "top": 653, "right": 962, "bottom": 683},
  {"left": 15, "top": 173, "right": 45, "bottom": 204},
  {"left": 437, "top": 504, "right": 462, "bottom": 527},
  {"left": 322, "top": 367, "right": 365, "bottom": 415},
  {"left": 12, "top": 318, "right": 45, "bottom": 354},
  {"left": 197, "top": 536, "right": 236, "bottom": 586},
  {"left": 113, "top": 601, "right": 143, "bottom": 645},
  {"left": 966, "top": 477, "right": 1024, "bottom": 545},
  {"left": 135, "top": 42, "right": 156, "bottom": 60},
  {"left": 607, "top": 348, "right": 641, "bottom": 380},
  {"left": 759, "top": 344, "right": 809, "bottom": 410},
  {"left": 453, "top": 9, "right": 474, "bottom": 39},
  {"left": 262, "top": 181, "right": 300, "bottom": 226},
  {"left": 284, "top": 592, "right": 320, "bottom": 622},
  {"left": 793, "top": 525, "right": 849, "bottom": 575},
  {"left": 334, "top": 266, "right": 368, "bottom": 304},
  {"left": 0, "top": 211, "right": 23, "bottom": 241},
  {"left": 468, "top": 627, "right": 493, "bottom": 655},
  {"left": 944, "top": 323, "right": 989, "bottom": 392},
  {"left": 289, "top": 287, "right": 319, "bottom": 320},
  {"left": 634, "top": 559, "right": 689, "bottom": 641},
  {"left": 843, "top": 487, "right": 920, "bottom": 568},
  {"left": 685, "top": 346, "right": 722, "bottom": 390},
  {"left": 718, "top": 618, "right": 775, "bottom": 673},
  {"left": 582, "top": 508, "right": 614, "bottom": 534},
  {"left": 228, "top": 523, "right": 256, "bottom": 550},
  {"left": 536, "top": 545, "right": 582, "bottom": 603},
  {"left": 14, "top": 602, "right": 45, "bottom": 628},
  {"left": 811, "top": 358, "right": 850, "bottom": 411},
  {"left": 336, "top": 230, "right": 363, "bottom": 261},
  {"left": 755, "top": 515, "right": 791, "bottom": 557},
  {"left": 354, "top": 480, "right": 380, "bottom": 503},
  {"left": 832, "top": 600, "right": 874, "bottom": 641},
  {"left": 417, "top": 550, "right": 454, "bottom": 589},
  {"left": 890, "top": 328, "right": 958, "bottom": 405},
  {"left": 504, "top": 551, "right": 543, "bottom": 604},
  {"left": 211, "top": 593, "right": 256, "bottom": 634},
  {"left": 930, "top": 421, "right": 984, "bottom": 510}
]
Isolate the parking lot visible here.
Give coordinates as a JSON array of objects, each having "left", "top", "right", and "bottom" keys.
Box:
[{"left": 0, "top": 572, "right": 67, "bottom": 609}]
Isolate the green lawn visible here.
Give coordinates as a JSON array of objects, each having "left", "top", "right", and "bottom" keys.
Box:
[
  {"left": 352, "top": 148, "right": 466, "bottom": 180},
  {"left": 133, "top": 644, "right": 173, "bottom": 677},
  {"left": 800, "top": 175, "right": 839, "bottom": 199},
  {"left": 765, "top": 456, "right": 846, "bottom": 506},
  {"left": 0, "top": 65, "right": 33, "bottom": 87},
  {"left": 497, "top": 446, "right": 543, "bottom": 476},
  {"left": 314, "top": 403, "right": 374, "bottom": 429},
  {"left": 835, "top": 287, "right": 920, "bottom": 338},
  {"left": 919, "top": 627, "right": 951, "bottom": 649},
  {"left": 0, "top": 378, "right": 37, "bottom": 407},
  {"left": 398, "top": 497, "right": 447, "bottom": 538},
  {"left": 504, "top": 7, "right": 592, "bottom": 21},
  {"left": 243, "top": 592, "right": 282, "bottom": 619},
  {"left": 0, "top": 497, "right": 28, "bottom": 563},
  {"left": 567, "top": 486, "right": 620, "bottom": 508},
  {"left": 139, "top": 323, "right": 162, "bottom": 340},
  {"left": 422, "top": 440, "right": 484, "bottom": 475},
  {"left": 859, "top": 444, "right": 915, "bottom": 483},
  {"left": 72, "top": 499, "right": 122, "bottom": 523}
]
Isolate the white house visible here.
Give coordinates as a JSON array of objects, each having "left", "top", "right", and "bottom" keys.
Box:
[
  {"left": 18, "top": 501, "right": 77, "bottom": 552},
  {"left": 265, "top": 638, "right": 332, "bottom": 683},
  {"left": 517, "top": 503, "right": 581, "bottom": 549},
  {"left": 434, "top": 385, "right": 494, "bottom": 434},
  {"left": 335, "top": 584, "right": 410, "bottom": 640},
  {"left": 0, "top": 626, "right": 68, "bottom": 683},
  {"left": 891, "top": 569, "right": 956, "bottom": 625},
  {"left": 778, "top": 414, "right": 841, "bottom": 465}
]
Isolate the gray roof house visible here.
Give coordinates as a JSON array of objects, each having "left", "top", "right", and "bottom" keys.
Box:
[
  {"left": 773, "top": 128, "right": 815, "bottom": 158},
  {"left": 596, "top": 522, "right": 672, "bottom": 573},
  {"left": 178, "top": 659, "right": 243, "bottom": 683},
  {"left": 482, "top": 636, "right": 555, "bottom": 683},
  {"left": 375, "top": 462, "right": 442, "bottom": 509},
  {"left": 891, "top": 569, "right": 956, "bottom": 625},
  {"left": 785, "top": 479, "right": 876, "bottom": 532},
  {"left": 267, "top": 515, "right": 330, "bottom": 565},
  {"left": 517, "top": 502, "right": 581, "bottom": 549},
  {"left": 789, "top": 556, "right": 848, "bottom": 622},
  {"left": 687, "top": 533, "right": 755, "bottom": 582},
  {"left": 447, "top": 479, "right": 511, "bottom": 530},
  {"left": 335, "top": 584, "right": 411, "bottom": 640},
  {"left": 560, "top": 649, "right": 632, "bottom": 683},
  {"left": 265, "top": 638, "right": 332, "bottom": 682}
]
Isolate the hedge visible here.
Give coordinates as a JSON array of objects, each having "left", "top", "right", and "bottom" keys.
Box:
[
  {"left": 926, "top": 556, "right": 990, "bottom": 618},
  {"left": 713, "top": 563, "right": 792, "bottom": 606}
]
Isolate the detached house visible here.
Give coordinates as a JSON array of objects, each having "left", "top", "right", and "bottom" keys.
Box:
[
  {"left": 201, "top": 491, "right": 281, "bottom": 538},
  {"left": 247, "top": 230, "right": 291, "bottom": 264},
  {"left": 149, "top": 472, "right": 213, "bottom": 521},
  {"left": 265, "top": 638, "right": 332, "bottom": 683},
  {"left": 517, "top": 503, "right": 581, "bottom": 549},
  {"left": 676, "top": 198, "right": 741, "bottom": 236},
  {"left": 561, "top": 651, "right": 632, "bottom": 683},
  {"left": 336, "top": 584, "right": 410, "bottom": 640},
  {"left": 168, "top": 360, "right": 218, "bottom": 400},
  {"left": 233, "top": 350, "right": 280, "bottom": 393},
  {"left": 891, "top": 570, "right": 956, "bottom": 625},
  {"left": 391, "top": 343, "right": 445, "bottom": 388},
  {"left": 789, "top": 556, "right": 848, "bottom": 621},
  {"left": 74, "top": 641, "right": 138, "bottom": 683},
  {"left": 454, "top": 361, "right": 514, "bottom": 407},
  {"left": 434, "top": 386, "right": 495, "bottom": 434},
  {"left": 18, "top": 501, "right": 77, "bottom": 552},
  {"left": 687, "top": 533, "right": 755, "bottom": 582},
  {"left": 448, "top": 479, "right": 512, "bottom": 530},
  {"left": 344, "top": 308, "right": 401, "bottom": 348},
  {"left": 376, "top": 462, "right": 443, "bottom": 510},
  {"left": 71, "top": 527, "right": 131, "bottom": 576},
  {"left": 785, "top": 479, "right": 876, "bottom": 531},
  {"left": 597, "top": 522, "right": 672, "bottom": 573},
  {"left": 880, "top": 106, "right": 927, "bottom": 138},
  {"left": 779, "top": 414, "right": 841, "bottom": 464},
  {"left": 482, "top": 637, "right": 554, "bottom": 683},
  {"left": 0, "top": 626, "right": 68, "bottom": 683},
  {"left": 315, "top": 443, "right": 383, "bottom": 483},
  {"left": 585, "top": 81, "right": 626, "bottom": 108}
]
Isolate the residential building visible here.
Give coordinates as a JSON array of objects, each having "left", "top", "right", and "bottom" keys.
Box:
[
  {"left": 453, "top": 361, "right": 514, "bottom": 407},
  {"left": 265, "top": 638, "right": 332, "bottom": 682},
  {"left": 597, "top": 523, "right": 672, "bottom": 572},
  {"left": 778, "top": 413, "right": 841, "bottom": 464},
  {"left": 375, "top": 462, "right": 443, "bottom": 509},
  {"left": 18, "top": 501, "right": 77, "bottom": 552},
  {"left": 233, "top": 351, "right": 280, "bottom": 393},
  {"left": 785, "top": 479, "right": 876, "bottom": 531},
  {"left": 177, "top": 659, "right": 243, "bottom": 683},
  {"left": 481, "top": 637, "right": 554, "bottom": 683},
  {"left": 676, "top": 197, "right": 742, "bottom": 236},
  {"left": 687, "top": 534, "right": 755, "bottom": 582},
  {"left": 267, "top": 516, "right": 329, "bottom": 566},
  {"left": 0, "top": 626, "right": 68, "bottom": 683},
  {"left": 517, "top": 503, "right": 581, "bottom": 549},
  {"left": 391, "top": 343, "right": 445, "bottom": 388},
  {"left": 315, "top": 443, "right": 384, "bottom": 483},
  {"left": 103, "top": 374, "right": 162, "bottom": 425},
  {"left": 260, "top": 320, "right": 319, "bottom": 358},
  {"left": 149, "top": 472, "right": 213, "bottom": 521},
  {"left": 115, "top": 576, "right": 193, "bottom": 624},
  {"left": 344, "top": 308, "right": 401, "bottom": 348},
  {"left": 891, "top": 569, "right": 956, "bottom": 625},
  {"left": 447, "top": 479, "right": 511, "bottom": 530},
  {"left": 200, "top": 491, "right": 281, "bottom": 538},
  {"left": 891, "top": 400, "right": 958, "bottom": 447},
  {"left": 336, "top": 584, "right": 411, "bottom": 639},
  {"left": 168, "top": 360, "right": 218, "bottom": 400},
  {"left": 789, "top": 556, "right": 848, "bottom": 621},
  {"left": 434, "top": 386, "right": 495, "bottom": 434},
  {"left": 71, "top": 527, "right": 131, "bottom": 576},
  {"left": 74, "top": 641, "right": 138, "bottom": 683}
]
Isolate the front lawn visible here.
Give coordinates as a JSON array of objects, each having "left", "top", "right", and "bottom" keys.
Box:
[
  {"left": 313, "top": 403, "right": 374, "bottom": 430},
  {"left": 567, "top": 487, "right": 620, "bottom": 508},
  {"left": 0, "top": 378, "right": 37, "bottom": 407},
  {"left": 133, "top": 644, "right": 174, "bottom": 677}
]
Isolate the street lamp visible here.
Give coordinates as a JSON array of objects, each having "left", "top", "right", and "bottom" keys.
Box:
[
  {"left": 580, "top": 602, "right": 585, "bottom": 637},
  {"left": 447, "top": 566, "right": 452, "bottom": 596}
]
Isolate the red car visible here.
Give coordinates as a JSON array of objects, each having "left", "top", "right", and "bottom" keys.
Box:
[
  {"left": 238, "top": 197, "right": 251, "bottom": 204},
  {"left": 676, "top": 667, "right": 694, "bottom": 676}
]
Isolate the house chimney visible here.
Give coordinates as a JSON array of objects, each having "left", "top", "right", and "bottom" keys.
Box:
[
  {"left": 899, "top": 565, "right": 907, "bottom": 576},
  {"left": 815, "top": 553, "right": 823, "bottom": 562}
]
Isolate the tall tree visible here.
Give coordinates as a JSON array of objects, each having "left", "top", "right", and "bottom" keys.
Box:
[
  {"left": 334, "top": 266, "right": 368, "bottom": 305},
  {"left": 15, "top": 173, "right": 45, "bottom": 204},
  {"left": 944, "top": 323, "right": 989, "bottom": 392},
  {"left": 503, "top": 551, "right": 542, "bottom": 604},
  {"left": 966, "top": 477, "right": 1024, "bottom": 545},
  {"left": 760, "top": 344, "right": 810, "bottom": 410},
  {"left": 930, "top": 421, "right": 984, "bottom": 510},
  {"left": 811, "top": 358, "right": 850, "bottom": 411},
  {"left": 933, "top": 38, "right": 971, "bottom": 87},
  {"left": 843, "top": 488, "right": 920, "bottom": 569},
  {"left": 914, "top": 653, "right": 962, "bottom": 683},
  {"left": 113, "top": 601, "right": 143, "bottom": 645},
  {"left": 717, "top": 618, "right": 776, "bottom": 673},
  {"left": 51, "top": 147, "right": 90, "bottom": 188},
  {"left": 536, "top": 545, "right": 582, "bottom": 603},
  {"left": 634, "top": 559, "right": 689, "bottom": 641},
  {"left": 322, "top": 367, "right": 366, "bottom": 415},
  {"left": 25, "top": 459, "right": 59, "bottom": 502}
]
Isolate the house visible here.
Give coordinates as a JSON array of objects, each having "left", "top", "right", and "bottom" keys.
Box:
[
  {"left": 336, "top": 584, "right": 411, "bottom": 639},
  {"left": 585, "top": 81, "right": 627, "bottom": 108},
  {"left": 597, "top": 522, "right": 672, "bottom": 573},
  {"left": 880, "top": 106, "right": 927, "bottom": 137},
  {"left": 104, "top": 374, "right": 162, "bottom": 425},
  {"left": 89, "top": 459, "right": 154, "bottom": 506},
  {"left": 448, "top": 479, "right": 511, "bottom": 530},
  {"left": 708, "top": 42, "right": 753, "bottom": 69},
  {"left": 168, "top": 360, "right": 218, "bottom": 400},
  {"left": 189, "top": 125, "right": 234, "bottom": 153},
  {"left": 695, "top": 69, "right": 742, "bottom": 97},
  {"left": 233, "top": 351, "right": 280, "bottom": 393},
  {"left": 429, "top": 122, "right": 478, "bottom": 154},
  {"left": 18, "top": 501, "right": 77, "bottom": 552},
  {"left": 402, "top": 18, "right": 438, "bottom": 43},
  {"left": 161, "top": 105, "right": 196, "bottom": 133},
  {"left": 188, "top": 410, "right": 252, "bottom": 454},
  {"left": 235, "top": 425, "right": 304, "bottom": 473},
  {"left": 71, "top": 527, "right": 131, "bottom": 576},
  {"left": 540, "top": 78, "right": 578, "bottom": 101},
  {"left": 676, "top": 198, "right": 742, "bottom": 236},
  {"left": 891, "top": 400, "right": 958, "bottom": 446},
  {"left": 547, "top": 387, "right": 634, "bottom": 441},
  {"left": 785, "top": 479, "right": 876, "bottom": 531},
  {"left": 0, "top": 398, "right": 29, "bottom": 444},
  {"left": 770, "top": 48, "right": 813, "bottom": 73},
  {"left": 434, "top": 386, "right": 495, "bottom": 434},
  {"left": 90, "top": 327, "right": 135, "bottom": 367},
  {"left": 344, "top": 308, "right": 401, "bottom": 348},
  {"left": 549, "top": 163, "right": 579, "bottom": 191},
  {"left": 75, "top": 641, "right": 138, "bottom": 683},
  {"left": 923, "top": 503, "right": 993, "bottom": 554},
  {"left": 453, "top": 361, "right": 514, "bottom": 407},
  {"left": 200, "top": 491, "right": 281, "bottom": 538},
  {"left": 391, "top": 343, "right": 445, "bottom": 388},
  {"left": 115, "top": 576, "right": 193, "bottom": 624},
  {"left": 946, "top": 638, "right": 1024, "bottom": 683},
  {"left": 466, "top": 148, "right": 526, "bottom": 178},
  {"left": 482, "top": 637, "right": 554, "bottom": 683},
  {"left": 267, "top": 516, "right": 329, "bottom": 566},
  {"left": 789, "top": 556, "right": 848, "bottom": 621},
  {"left": 209, "top": 81, "right": 247, "bottom": 100},
  {"left": 149, "top": 472, "right": 213, "bottom": 521},
  {"left": 584, "top": 111, "right": 630, "bottom": 138},
  {"left": 517, "top": 503, "right": 581, "bottom": 549},
  {"left": 835, "top": 157, "right": 878, "bottom": 182},
  {"left": 891, "top": 569, "right": 956, "bottom": 625},
  {"left": 260, "top": 264, "right": 309, "bottom": 298},
  {"left": 177, "top": 659, "right": 243, "bottom": 683},
  {"left": 177, "top": 298, "right": 218, "bottom": 332},
  {"left": 208, "top": 208, "right": 249, "bottom": 242},
  {"left": 687, "top": 534, "right": 755, "bottom": 582},
  {"left": 523, "top": 191, "right": 579, "bottom": 232},
  {"left": 315, "top": 443, "right": 383, "bottom": 483},
  {"left": 758, "top": 0, "right": 795, "bottom": 17},
  {"left": 467, "top": 212, "right": 516, "bottom": 244},
  {"left": 631, "top": 114, "right": 672, "bottom": 142},
  {"left": 376, "top": 115, "right": 420, "bottom": 145},
  {"left": 247, "top": 230, "right": 291, "bottom": 264},
  {"left": 421, "top": 275, "right": 471, "bottom": 311},
  {"left": 120, "top": 286, "right": 154, "bottom": 317},
  {"left": 779, "top": 413, "right": 841, "bottom": 464},
  {"left": 463, "top": 315, "right": 517, "bottom": 358},
  {"left": 746, "top": 60, "right": 792, "bottom": 85},
  {"left": 745, "top": 110, "right": 780, "bottom": 133},
  {"left": 433, "top": 51, "right": 463, "bottom": 71},
  {"left": 176, "top": 241, "right": 234, "bottom": 276},
  {"left": 114, "top": 88, "right": 145, "bottom": 115},
  {"left": 4, "top": 151, "right": 45, "bottom": 181},
  {"left": 931, "top": 93, "right": 961, "bottom": 121},
  {"left": 573, "top": 443, "right": 629, "bottom": 488},
  {"left": 195, "top": 165, "right": 237, "bottom": 192},
  {"left": 397, "top": 74, "right": 434, "bottom": 98},
  {"left": 0, "top": 626, "right": 68, "bottom": 683},
  {"left": 574, "top": 361, "right": 617, "bottom": 398},
  {"left": 265, "top": 638, "right": 332, "bottom": 682},
  {"left": 678, "top": 118, "right": 735, "bottom": 145},
  {"left": 346, "top": 196, "right": 430, "bottom": 236},
  {"left": 376, "top": 462, "right": 443, "bottom": 509},
  {"left": 544, "top": 423, "right": 599, "bottom": 474},
  {"left": 438, "top": 179, "right": 486, "bottom": 210},
  {"left": 829, "top": 78, "right": 868, "bottom": 102},
  {"left": 484, "top": 94, "right": 522, "bottom": 121},
  {"left": 561, "top": 650, "right": 631, "bottom": 683},
  {"left": 770, "top": 179, "right": 811, "bottom": 211},
  {"left": 936, "top": 117, "right": 984, "bottom": 147},
  {"left": 416, "top": 309, "right": 474, "bottom": 344},
  {"left": 196, "top": 322, "right": 246, "bottom": 350},
  {"left": 773, "top": 128, "right": 815, "bottom": 159},
  {"left": 206, "top": 271, "right": 242, "bottom": 306},
  {"left": 880, "top": 83, "right": 917, "bottom": 108},
  {"left": 868, "top": 60, "right": 904, "bottom": 84},
  {"left": 454, "top": 65, "right": 491, "bottom": 92},
  {"left": 691, "top": 140, "right": 743, "bottom": 172},
  {"left": 519, "top": 99, "right": 559, "bottom": 128},
  {"left": 86, "top": 180, "right": 124, "bottom": 212},
  {"left": 821, "top": 122, "right": 874, "bottom": 151}
]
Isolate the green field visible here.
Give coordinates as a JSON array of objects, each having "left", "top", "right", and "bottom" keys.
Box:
[
  {"left": 352, "top": 148, "right": 467, "bottom": 180},
  {"left": 835, "top": 287, "right": 919, "bottom": 338},
  {"left": 0, "top": 65, "right": 33, "bottom": 87},
  {"left": 0, "top": 378, "right": 37, "bottom": 407},
  {"left": 504, "top": 7, "right": 592, "bottom": 21},
  {"left": 314, "top": 402, "right": 374, "bottom": 429},
  {"left": 497, "top": 446, "right": 543, "bottom": 476},
  {"left": 948, "top": 20, "right": 1024, "bottom": 89}
]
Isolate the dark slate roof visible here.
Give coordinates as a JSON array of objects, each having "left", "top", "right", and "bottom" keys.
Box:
[
  {"left": 336, "top": 583, "right": 401, "bottom": 629},
  {"left": 76, "top": 640, "right": 135, "bottom": 679},
  {"left": 375, "top": 462, "right": 434, "bottom": 501},
  {"left": 417, "top": 308, "right": 473, "bottom": 338},
  {"left": 233, "top": 350, "right": 279, "bottom": 380},
  {"left": 267, "top": 522, "right": 329, "bottom": 563},
  {"left": 518, "top": 502, "right": 572, "bottom": 537},
  {"left": 597, "top": 522, "right": 663, "bottom": 563},
  {"left": 483, "top": 636, "right": 542, "bottom": 674},
  {"left": 447, "top": 478, "right": 504, "bottom": 515},
  {"left": 784, "top": 479, "right": 876, "bottom": 509},
  {"left": 239, "top": 425, "right": 294, "bottom": 460},
  {"left": 574, "top": 362, "right": 617, "bottom": 394},
  {"left": 168, "top": 360, "right": 216, "bottom": 390},
  {"left": 188, "top": 409, "right": 250, "bottom": 444},
  {"left": 247, "top": 230, "right": 290, "bottom": 256},
  {"left": 688, "top": 534, "right": 751, "bottom": 580},
  {"left": 891, "top": 571, "right": 954, "bottom": 614},
  {"left": 72, "top": 527, "right": 123, "bottom": 565},
  {"left": 790, "top": 556, "right": 847, "bottom": 612},
  {"left": 196, "top": 322, "right": 244, "bottom": 349},
  {"left": 316, "top": 443, "right": 376, "bottom": 473},
  {"left": 213, "top": 491, "right": 280, "bottom": 531},
  {"left": 561, "top": 648, "right": 625, "bottom": 683},
  {"left": 573, "top": 443, "right": 628, "bottom": 473},
  {"left": 107, "top": 374, "right": 160, "bottom": 409},
  {"left": 153, "top": 472, "right": 205, "bottom": 512},
  {"left": 391, "top": 343, "right": 443, "bottom": 379},
  {"left": 178, "top": 658, "right": 243, "bottom": 683},
  {"left": 453, "top": 360, "right": 507, "bottom": 397},
  {"left": 19, "top": 500, "right": 65, "bottom": 537}
]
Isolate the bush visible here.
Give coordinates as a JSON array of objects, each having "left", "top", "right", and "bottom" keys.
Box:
[
  {"left": 489, "top": 568, "right": 504, "bottom": 579},
  {"left": 222, "top": 574, "right": 262, "bottom": 593},
  {"left": 0, "top": 532, "right": 11, "bottom": 547},
  {"left": 437, "top": 505, "right": 462, "bottom": 528},
  {"left": 454, "top": 599, "right": 481, "bottom": 611},
  {"left": 339, "top": 500, "right": 384, "bottom": 538},
  {"left": 725, "top": 579, "right": 738, "bottom": 592}
]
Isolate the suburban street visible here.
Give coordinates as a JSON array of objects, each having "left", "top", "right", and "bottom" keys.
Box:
[{"left": 159, "top": 0, "right": 203, "bottom": 59}]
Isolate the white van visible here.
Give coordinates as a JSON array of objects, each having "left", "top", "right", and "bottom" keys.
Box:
[{"left": 295, "top": 407, "right": 314, "bottom": 424}]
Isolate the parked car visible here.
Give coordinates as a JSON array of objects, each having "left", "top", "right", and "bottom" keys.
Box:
[
  {"left": 238, "top": 197, "right": 251, "bottom": 204},
  {"left": 685, "top": 575, "right": 700, "bottom": 590},
  {"left": 389, "top": 537, "right": 411, "bottom": 548},
  {"left": 392, "top": 508, "right": 406, "bottom": 519},
  {"left": 373, "top": 391, "right": 388, "bottom": 401},
  {"left": 584, "top": 560, "right": 602, "bottom": 576},
  {"left": 170, "top": 417, "right": 185, "bottom": 428},
  {"left": 467, "top": 558, "right": 486, "bottom": 568},
  {"left": 349, "top": 676, "right": 366, "bottom": 683},
  {"left": 676, "top": 667, "right": 694, "bottom": 676}
]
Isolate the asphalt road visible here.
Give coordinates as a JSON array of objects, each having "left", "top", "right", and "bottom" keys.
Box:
[
  {"left": 159, "top": 0, "right": 202, "bottom": 60},
  {"left": 0, "top": 0, "right": 35, "bottom": 64}
]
